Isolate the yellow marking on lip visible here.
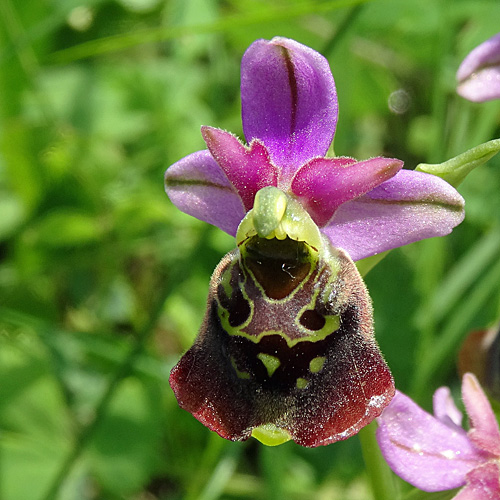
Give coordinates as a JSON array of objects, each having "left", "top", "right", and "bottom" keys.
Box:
[
  {"left": 309, "top": 356, "right": 326, "bottom": 373},
  {"left": 257, "top": 353, "right": 281, "bottom": 377},
  {"left": 219, "top": 261, "right": 235, "bottom": 298},
  {"left": 296, "top": 377, "right": 308, "bottom": 389},
  {"left": 223, "top": 324, "right": 340, "bottom": 348},
  {"left": 251, "top": 424, "right": 291, "bottom": 446}
]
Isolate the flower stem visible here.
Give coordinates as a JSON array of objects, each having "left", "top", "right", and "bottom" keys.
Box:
[{"left": 358, "top": 421, "right": 399, "bottom": 500}]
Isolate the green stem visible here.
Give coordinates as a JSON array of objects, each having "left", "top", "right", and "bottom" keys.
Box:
[
  {"left": 321, "top": 3, "right": 365, "bottom": 57},
  {"left": 428, "top": 0, "right": 455, "bottom": 163},
  {"left": 358, "top": 421, "right": 399, "bottom": 500}
]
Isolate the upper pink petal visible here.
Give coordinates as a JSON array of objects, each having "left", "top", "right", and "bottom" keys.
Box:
[
  {"left": 321, "top": 169, "right": 465, "bottom": 261},
  {"left": 462, "top": 373, "right": 500, "bottom": 457},
  {"left": 164, "top": 149, "right": 246, "bottom": 236},
  {"left": 202, "top": 127, "right": 278, "bottom": 211},
  {"left": 290, "top": 156, "right": 403, "bottom": 227},
  {"left": 456, "top": 33, "right": 500, "bottom": 102},
  {"left": 457, "top": 66, "right": 500, "bottom": 102},
  {"left": 457, "top": 33, "right": 500, "bottom": 81},
  {"left": 433, "top": 386, "right": 464, "bottom": 429},
  {"left": 241, "top": 37, "right": 338, "bottom": 174},
  {"left": 376, "top": 391, "right": 484, "bottom": 492}
]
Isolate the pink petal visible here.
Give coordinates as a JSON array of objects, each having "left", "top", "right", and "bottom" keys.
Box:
[
  {"left": 457, "top": 33, "right": 500, "bottom": 81},
  {"left": 457, "top": 66, "right": 500, "bottom": 102},
  {"left": 376, "top": 391, "right": 484, "bottom": 492},
  {"left": 433, "top": 386, "right": 463, "bottom": 429},
  {"left": 164, "top": 150, "right": 246, "bottom": 236},
  {"left": 456, "top": 33, "right": 500, "bottom": 102},
  {"left": 241, "top": 37, "right": 338, "bottom": 174},
  {"left": 291, "top": 156, "right": 403, "bottom": 227},
  {"left": 321, "top": 169, "right": 465, "bottom": 261},
  {"left": 202, "top": 127, "right": 278, "bottom": 211},
  {"left": 453, "top": 462, "right": 500, "bottom": 500},
  {"left": 462, "top": 373, "right": 500, "bottom": 456}
]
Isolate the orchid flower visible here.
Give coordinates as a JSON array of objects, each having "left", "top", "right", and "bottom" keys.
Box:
[
  {"left": 377, "top": 373, "right": 500, "bottom": 498},
  {"left": 164, "top": 37, "right": 465, "bottom": 447},
  {"left": 457, "top": 32, "right": 500, "bottom": 102}
]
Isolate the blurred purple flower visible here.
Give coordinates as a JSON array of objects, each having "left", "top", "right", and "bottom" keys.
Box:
[
  {"left": 377, "top": 373, "right": 500, "bottom": 498},
  {"left": 165, "top": 37, "right": 464, "bottom": 261},
  {"left": 457, "top": 33, "right": 500, "bottom": 102}
]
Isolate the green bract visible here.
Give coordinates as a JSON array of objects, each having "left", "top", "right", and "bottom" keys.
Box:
[{"left": 416, "top": 139, "right": 500, "bottom": 188}]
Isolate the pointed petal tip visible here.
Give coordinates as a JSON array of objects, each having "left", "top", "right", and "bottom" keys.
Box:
[
  {"left": 456, "top": 32, "right": 500, "bottom": 83},
  {"left": 201, "top": 124, "right": 238, "bottom": 142},
  {"left": 462, "top": 372, "right": 500, "bottom": 456},
  {"left": 201, "top": 126, "right": 279, "bottom": 211},
  {"left": 291, "top": 156, "right": 403, "bottom": 227}
]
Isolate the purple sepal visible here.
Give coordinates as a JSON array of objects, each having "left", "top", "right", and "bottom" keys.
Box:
[
  {"left": 164, "top": 150, "right": 246, "bottom": 236},
  {"left": 321, "top": 170, "right": 465, "bottom": 261},
  {"left": 377, "top": 373, "right": 500, "bottom": 495},
  {"left": 433, "top": 386, "right": 463, "bottom": 429},
  {"left": 241, "top": 37, "right": 338, "bottom": 173}
]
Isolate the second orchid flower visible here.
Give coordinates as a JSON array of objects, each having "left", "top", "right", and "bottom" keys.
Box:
[{"left": 165, "top": 37, "right": 465, "bottom": 447}]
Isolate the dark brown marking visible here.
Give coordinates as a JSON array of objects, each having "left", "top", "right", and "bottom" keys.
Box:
[
  {"left": 299, "top": 309, "right": 326, "bottom": 331},
  {"left": 243, "top": 237, "right": 311, "bottom": 300},
  {"left": 280, "top": 46, "right": 298, "bottom": 137}
]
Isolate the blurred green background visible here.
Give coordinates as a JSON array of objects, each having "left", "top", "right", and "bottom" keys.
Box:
[{"left": 1, "top": 0, "right": 500, "bottom": 499}]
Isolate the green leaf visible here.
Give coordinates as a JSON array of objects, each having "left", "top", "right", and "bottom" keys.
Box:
[
  {"left": 415, "top": 138, "right": 500, "bottom": 187},
  {"left": 402, "top": 487, "right": 460, "bottom": 500},
  {"left": 1, "top": 120, "right": 46, "bottom": 212},
  {"left": 86, "top": 377, "right": 163, "bottom": 496},
  {"left": 33, "top": 210, "right": 102, "bottom": 247},
  {"left": 355, "top": 251, "right": 390, "bottom": 276},
  {"left": 0, "top": 333, "right": 73, "bottom": 500},
  {"left": 0, "top": 193, "right": 26, "bottom": 240}
]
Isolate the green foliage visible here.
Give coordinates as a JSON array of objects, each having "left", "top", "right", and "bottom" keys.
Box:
[{"left": 1, "top": 0, "right": 499, "bottom": 499}]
